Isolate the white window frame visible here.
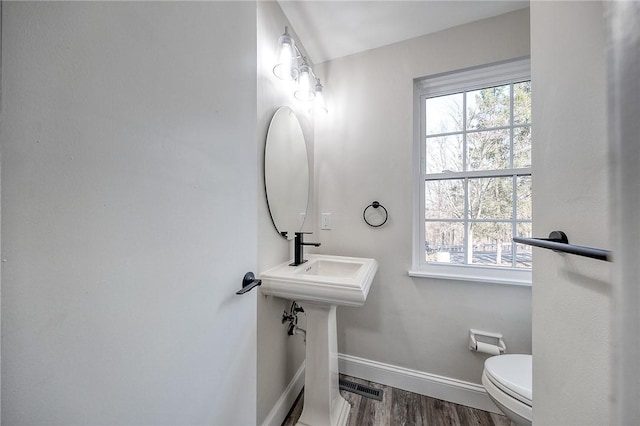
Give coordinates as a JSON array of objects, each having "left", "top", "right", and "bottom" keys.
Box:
[{"left": 410, "top": 58, "right": 532, "bottom": 286}]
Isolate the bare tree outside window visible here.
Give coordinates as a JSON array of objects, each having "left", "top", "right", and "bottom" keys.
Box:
[{"left": 424, "top": 81, "right": 532, "bottom": 269}]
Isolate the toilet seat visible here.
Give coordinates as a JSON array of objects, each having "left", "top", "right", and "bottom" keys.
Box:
[
  {"left": 482, "top": 354, "right": 532, "bottom": 424},
  {"left": 484, "top": 354, "right": 532, "bottom": 406}
]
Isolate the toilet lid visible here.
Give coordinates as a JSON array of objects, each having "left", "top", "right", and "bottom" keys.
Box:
[{"left": 484, "top": 354, "right": 532, "bottom": 406}]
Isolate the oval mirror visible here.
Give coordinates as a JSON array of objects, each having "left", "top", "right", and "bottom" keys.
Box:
[{"left": 265, "top": 107, "right": 310, "bottom": 238}]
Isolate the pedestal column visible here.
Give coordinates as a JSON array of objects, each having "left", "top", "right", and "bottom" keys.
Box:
[{"left": 296, "top": 303, "right": 350, "bottom": 426}]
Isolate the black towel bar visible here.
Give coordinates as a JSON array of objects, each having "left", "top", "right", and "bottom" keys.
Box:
[{"left": 513, "top": 231, "right": 611, "bottom": 262}]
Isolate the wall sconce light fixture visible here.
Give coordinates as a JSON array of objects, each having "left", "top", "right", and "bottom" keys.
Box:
[
  {"left": 273, "top": 27, "right": 299, "bottom": 81},
  {"left": 274, "top": 26, "right": 327, "bottom": 113},
  {"left": 312, "top": 79, "right": 327, "bottom": 114}
]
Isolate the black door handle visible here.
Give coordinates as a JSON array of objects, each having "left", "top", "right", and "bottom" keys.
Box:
[
  {"left": 236, "top": 272, "right": 262, "bottom": 295},
  {"left": 513, "top": 230, "right": 611, "bottom": 262}
]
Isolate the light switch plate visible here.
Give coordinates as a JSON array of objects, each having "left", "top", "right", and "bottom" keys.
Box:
[{"left": 321, "top": 213, "right": 332, "bottom": 230}]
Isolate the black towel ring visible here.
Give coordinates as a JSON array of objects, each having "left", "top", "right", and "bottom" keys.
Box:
[{"left": 363, "top": 201, "right": 388, "bottom": 228}]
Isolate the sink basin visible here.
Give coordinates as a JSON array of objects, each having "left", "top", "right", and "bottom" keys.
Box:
[
  {"left": 294, "top": 258, "right": 362, "bottom": 278},
  {"left": 260, "top": 254, "right": 378, "bottom": 306}
]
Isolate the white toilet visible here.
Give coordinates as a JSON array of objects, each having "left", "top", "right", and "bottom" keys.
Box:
[{"left": 482, "top": 354, "right": 532, "bottom": 425}]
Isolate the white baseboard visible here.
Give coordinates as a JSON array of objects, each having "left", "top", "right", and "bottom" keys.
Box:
[
  {"left": 262, "top": 354, "right": 500, "bottom": 425},
  {"left": 338, "top": 353, "right": 501, "bottom": 414},
  {"left": 261, "top": 361, "right": 306, "bottom": 426}
]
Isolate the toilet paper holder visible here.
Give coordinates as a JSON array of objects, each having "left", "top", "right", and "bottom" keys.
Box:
[{"left": 469, "top": 329, "right": 506, "bottom": 355}]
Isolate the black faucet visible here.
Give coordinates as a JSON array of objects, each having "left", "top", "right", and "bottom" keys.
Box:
[{"left": 290, "top": 232, "right": 321, "bottom": 266}]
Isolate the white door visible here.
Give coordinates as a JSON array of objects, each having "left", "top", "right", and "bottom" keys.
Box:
[
  {"left": 1, "top": 2, "right": 257, "bottom": 424},
  {"left": 531, "top": 2, "right": 611, "bottom": 424},
  {"left": 608, "top": 2, "right": 640, "bottom": 423}
]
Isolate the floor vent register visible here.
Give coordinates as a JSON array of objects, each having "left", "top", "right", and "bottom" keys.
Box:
[{"left": 338, "top": 379, "right": 383, "bottom": 401}]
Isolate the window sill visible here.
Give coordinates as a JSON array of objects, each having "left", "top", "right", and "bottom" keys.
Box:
[{"left": 408, "top": 265, "right": 532, "bottom": 287}]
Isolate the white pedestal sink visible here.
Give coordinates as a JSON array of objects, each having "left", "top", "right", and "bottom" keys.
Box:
[{"left": 260, "top": 254, "right": 378, "bottom": 426}]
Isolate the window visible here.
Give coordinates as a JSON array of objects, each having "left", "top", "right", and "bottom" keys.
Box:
[{"left": 411, "top": 59, "right": 532, "bottom": 285}]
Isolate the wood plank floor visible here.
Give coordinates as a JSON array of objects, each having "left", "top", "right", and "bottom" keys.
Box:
[{"left": 282, "top": 375, "right": 511, "bottom": 426}]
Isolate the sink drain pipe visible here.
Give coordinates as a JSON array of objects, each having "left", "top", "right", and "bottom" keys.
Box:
[{"left": 288, "top": 323, "right": 307, "bottom": 343}]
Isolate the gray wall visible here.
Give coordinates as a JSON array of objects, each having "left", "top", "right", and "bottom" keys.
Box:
[
  {"left": 531, "top": 2, "right": 611, "bottom": 424},
  {"left": 256, "top": 2, "right": 311, "bottom": 424},
  {"left": 1, "top": 2, "right": 258, "bottom": 424},
  {"left": 313, "top": 9, "right": 531, "bottom": 385}
]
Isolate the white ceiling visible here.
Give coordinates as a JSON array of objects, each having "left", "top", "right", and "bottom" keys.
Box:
[{"left": 278, "top": 1, "right": 530, "bottom": 64}]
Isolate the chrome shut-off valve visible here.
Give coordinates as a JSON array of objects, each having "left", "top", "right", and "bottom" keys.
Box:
[{"left": 282, "top": 301, "right": 306, "bottom": 343}]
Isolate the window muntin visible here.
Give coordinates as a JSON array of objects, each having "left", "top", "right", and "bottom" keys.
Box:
[{"left": 416, "top": 61, "right": 531, "bottom": 276}]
